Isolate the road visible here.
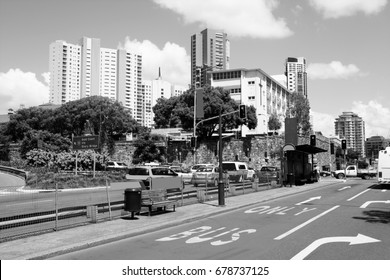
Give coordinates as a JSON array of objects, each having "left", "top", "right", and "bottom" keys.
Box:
[{"left": 52, "top": 179, "right": 390, "bottom": 260}]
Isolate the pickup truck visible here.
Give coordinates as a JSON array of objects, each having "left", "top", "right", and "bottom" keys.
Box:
[{"left": 333, "top": 165, "right": 377, "bottom": 179}]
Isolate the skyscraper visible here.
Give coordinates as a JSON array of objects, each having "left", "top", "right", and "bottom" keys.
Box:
[
  {"left": 191, "top": 29, "right": 230, "bottom": 87},
  {"left": 49, "top": 37, "right": 143, "bottom": 123},
  {"left": 285, "top": 57, "right": 308, "bottom": 97},
  {"left": 335, "top": 112, "right": 366, "bottom": 157}
]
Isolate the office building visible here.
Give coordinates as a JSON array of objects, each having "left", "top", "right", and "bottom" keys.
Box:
[
  {"left": 334, "top": 112, "right": 366, "bottom": 157},
  {"left": 285, "top": 57, "right": 308, "bottom": 97},
  {"left": 366, "top": 136, "right": 389, "bottom": 160},
  {"left": 210, "top": 68, "right": 291, "bottom": 136},
  {"left": 49, "top": 37, "right": 143, "bottom": 123},
  {"left": 191, "top": 29, "right": 230, "bottom": 88}
]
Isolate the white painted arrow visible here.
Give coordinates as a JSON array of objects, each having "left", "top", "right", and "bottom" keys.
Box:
[
  {"left": 295, "top": 196, "right": 321, "bottom": 205},
  {"left": 291, "top": 234, "right": 380, "bottom": 260},
  {"left": 360, "top": 200, "right": 390, "bottom": 209},
  {"left": 338, "top": 186, "right": 351, "bottom": 191}
]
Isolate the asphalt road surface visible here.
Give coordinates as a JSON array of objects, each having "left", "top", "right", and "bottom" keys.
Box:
[{"left": 52, "top": 179, "right": 390, "bottom": 260}]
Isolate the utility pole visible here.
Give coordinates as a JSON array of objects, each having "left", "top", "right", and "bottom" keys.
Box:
[{"left": 218, "top": 107, "right": 224, "bottom": 206}]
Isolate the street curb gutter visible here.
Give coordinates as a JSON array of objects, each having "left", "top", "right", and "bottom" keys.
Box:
[{"left": 4, "top": 180, "right": 340, "bottom": 260}]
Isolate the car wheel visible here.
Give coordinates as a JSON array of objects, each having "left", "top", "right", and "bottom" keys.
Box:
[
  {"left": 337, "top": 173, "right": 345, "bottom": 179},
  {"left": 194, "top": 183, "right": 198, "bottom": 188}
]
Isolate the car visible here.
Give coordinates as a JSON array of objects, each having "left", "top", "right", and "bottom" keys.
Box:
[
  {"left": 191, "top": 165, "right": 220, "bottom": 187},
  {"left": 190, "top": 164, "right": 214, "bottom": 173},
  {"left": 221, "top": 161, "right": 249, "bottom": 182},
  {"left": 256, "top": 166, "right": 279, "bottom": 183},
  {"left": 126, "top": 165, "right": 179, "bottom": 188},
  {"left": 169, "top": 166, "right": 193, "bottom": 183},
  {"left": 320, "top": 170, "right": 332, "bottom": 177},
  {"left": 106, "top": 161, "right": 128, "bottom": 171}
]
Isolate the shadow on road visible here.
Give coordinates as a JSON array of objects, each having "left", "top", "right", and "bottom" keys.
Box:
[
  {"left": 368, "top": 184, "right": 390, "bottom": 190},
  {"left": 353, "top": 210, "right": 390, "bottom": 224}
]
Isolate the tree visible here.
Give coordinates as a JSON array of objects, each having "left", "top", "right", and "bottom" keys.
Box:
[
  {"left": 132, "top": 129, "right": 166, "bottom": 164},
  {"left": 286, "top": 93, "right": 312, "bottom": 136},
  {"left": 268, "top": 112, "right": 282, "bottom": 135},
  {"left": 153, "top": 85, "right": 257, "bottom": 140}
]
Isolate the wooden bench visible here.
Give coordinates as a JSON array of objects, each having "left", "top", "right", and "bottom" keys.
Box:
[{"left": 141, "top": 189, "right": 177, "bottom": 216}]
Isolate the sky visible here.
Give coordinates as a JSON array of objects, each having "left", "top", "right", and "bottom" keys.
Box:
[{"left": 0, "top": 0, "right": 389, "bottom": 138}]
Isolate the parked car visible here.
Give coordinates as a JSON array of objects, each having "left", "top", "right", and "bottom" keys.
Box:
[
  {"left": 106, "top": 161, "right": 128, "bottom": 171},
  {"left": 169, "top": 166, "right": 193, "bottom": 183},
  {"left": 320, "top": 170, "right": 332, "bottom": 177},
  {"left": 256, "top": 166, "right": 279, "bottom": 183},
  {"left": 126, "top": 165, "right": 178, "bottom": 188},
  {"left": 191, "top": 165, "right": 221, "bottom": 187},
  {"left": 221, "top": 161, "right": 249, "bottom": 182},
  {"left": 190, "top": 164, "right": 214, "bottom": 173}
]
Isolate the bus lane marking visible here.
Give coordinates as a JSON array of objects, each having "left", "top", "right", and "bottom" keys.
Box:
[{"left": 274, "top": 205, "right": 340, "bottom": 241}]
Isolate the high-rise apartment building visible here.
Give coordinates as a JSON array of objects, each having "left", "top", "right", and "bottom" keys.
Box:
[
  {"left": 143, "top": 70, "right": 188, "bottom": 128},
  {"left": 334, "top": 112, "right": 366, "bottom": 157},
  {"left": 285, "top": 57, "right": 308, "bottom": 97},
  {"left": 49, "top": 40, "right": 81, "bottom": 104},
  {"left": 191, "top": 29, "right": 230, "bottom": 88},
  {"left": 49, "top": 37, "right": 143, "bottom": 123}
]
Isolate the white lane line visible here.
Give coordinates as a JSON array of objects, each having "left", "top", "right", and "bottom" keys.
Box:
[
  {"left": 347, "top": 189, "right": 370, "bottom": 201},
  {"left": 274, "top": 205, "right": 340, "bottom": 240}
]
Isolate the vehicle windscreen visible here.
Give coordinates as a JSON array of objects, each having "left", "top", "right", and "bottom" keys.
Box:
[
  {"left": 128, "top": 168, "right": 149, "bottom": 175},
  {"left": 197, "top": 167, "right": 214, "bottom": 172},
  {"left": 222, "top": 163, "right": 236, "bottom": 171},
  {"left": 151, "top": 168, "right": 176, "bottom": 176}
]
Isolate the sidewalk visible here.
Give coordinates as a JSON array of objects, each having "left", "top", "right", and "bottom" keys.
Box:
[{"left": 0, "top": 178, "right": 339, "bottom": 260}]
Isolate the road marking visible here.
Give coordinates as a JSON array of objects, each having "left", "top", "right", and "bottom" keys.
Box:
[
  {"left": 338, "top": 186, "right": 351, "bottom": 191},
  {"left": 291, "top": 234, "right": 380, "bottom": 260},
  {"left": 295, "top": 196, "right": 321, "bottom": 205},
  {"left": 347, "top": 189, "right": 370, "bottom": 201},
  {"left": 274, "top": 205, "right": 340, "bottom": 240},
  {"left": 360, "top": 200, "right": 390, "bottom": 208}
]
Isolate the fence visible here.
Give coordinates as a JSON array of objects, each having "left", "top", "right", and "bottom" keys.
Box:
[{"left": 0, "top": 175, "right": 279, "bottom": 242}]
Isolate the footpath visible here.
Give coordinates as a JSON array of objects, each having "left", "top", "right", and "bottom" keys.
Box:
[{"left": 0, "top": 178, "right": 339, "bottom": 260}]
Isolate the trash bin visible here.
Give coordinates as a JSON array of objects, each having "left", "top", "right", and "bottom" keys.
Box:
[
  {"left": 287, "top": 173, "right": 295, "bottom": 187},
  {"left": 124, "top": 188, "right": 142, "bottom": 212}
]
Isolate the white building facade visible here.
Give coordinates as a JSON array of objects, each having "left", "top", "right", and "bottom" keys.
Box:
[{"left": 210, "top": 68, "right": 290, "bottom": 136}]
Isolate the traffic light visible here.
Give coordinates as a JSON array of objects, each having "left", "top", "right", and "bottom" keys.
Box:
[
  {"left": 330, "top": 142, "right": 335, "bottom": 154},
  {"left": 190, "top": 136, "right": 196, "bottom": 148},
  {"left": 239, "top": 104, "right": 246, "bottom": 119},
  {"left": 341, "top": 139, "right": 347, "bottom": 150},
  {"left": 310, "top": 135, "right": 316, "bottom": 146}
]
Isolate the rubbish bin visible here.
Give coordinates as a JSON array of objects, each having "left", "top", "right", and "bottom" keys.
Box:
[
  {"left": 124, "top": 188, "right": 142, "bottom": 213},
  {"left": 287, "top": 173, "right": 295, "bottom": 187}
]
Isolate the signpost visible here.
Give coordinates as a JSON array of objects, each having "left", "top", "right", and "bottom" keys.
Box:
[{"left": 72, "top": 135, "right": 99, "bottom": 177}]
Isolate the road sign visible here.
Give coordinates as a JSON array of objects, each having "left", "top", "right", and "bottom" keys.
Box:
[{"left": 72, "top": 136, "right": 99, "bottom": 150}]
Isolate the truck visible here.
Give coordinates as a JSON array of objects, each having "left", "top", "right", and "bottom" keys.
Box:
[
  {"left": 377, "top": 147, "right": 390, "bottom": 184},
  {"left": 333, "top": 165, "right": 377, "bottom": 180}
]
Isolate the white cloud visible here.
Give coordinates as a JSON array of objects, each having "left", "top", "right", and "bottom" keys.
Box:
[
  {"left": 307, "top": 61, "right": 364, "bottom": 80},
  {"left": 153, "top": 0, "right": 293, "bottom": 38},
  {"left": 351, "top": 100, "right": 390, "bottom": 137},
  {"left": 0, "top": 69, "right": 49, "bottom": 114},
  {"left": 311, "top": 110, "right": 336, "bottom": 137},
  {"left": 308, "top": 0, "right": 388, "bottom": 18},
  {"left": 118, "top": 37, "right": 190, "bottom": 87}
]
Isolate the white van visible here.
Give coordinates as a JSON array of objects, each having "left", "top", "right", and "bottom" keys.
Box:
[
  {"left": 378, "top": 147, "right": 390, "bottom": 184},
  {"left": 222, "top": 161, "right": 249, "bottom": 183}
]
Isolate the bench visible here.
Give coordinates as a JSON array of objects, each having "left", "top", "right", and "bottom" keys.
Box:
[{"left": 141, "top": 189, "right": 177, "bottom": 216}]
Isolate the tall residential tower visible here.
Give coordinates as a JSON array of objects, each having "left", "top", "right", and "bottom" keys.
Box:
[
  {"left": 334, "top": 112, "right": 366, "bottom": 157},
  {"left": 285, "top": 57, "right": 308, "bottom": 97},
  {"left": 191, "top": 29, "right": 230, "bottom": 88}
]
